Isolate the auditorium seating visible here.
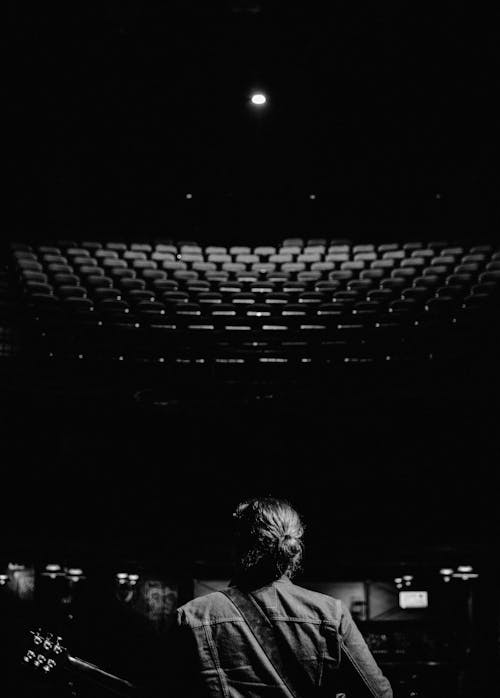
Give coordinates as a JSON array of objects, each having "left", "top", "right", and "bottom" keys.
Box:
[{"left": 9, "top": 239, "right": 500, "bottom": 366}]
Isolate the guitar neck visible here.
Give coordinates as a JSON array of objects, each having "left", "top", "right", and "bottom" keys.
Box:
[{"left": 68, "top": 655, "right": 136, "bottom": 696}]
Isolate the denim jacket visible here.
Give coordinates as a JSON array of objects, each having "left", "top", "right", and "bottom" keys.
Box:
[{"left": 174, "top": 577, "right": 393, "bottom": 698}]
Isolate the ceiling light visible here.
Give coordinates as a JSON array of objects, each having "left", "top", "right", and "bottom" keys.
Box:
[{"left": 250, "top": 93, "right": 267, "bottom": 106}]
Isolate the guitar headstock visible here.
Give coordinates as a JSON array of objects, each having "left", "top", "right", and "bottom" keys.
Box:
[
  {"left": 24, "top": 628, "right": 68, "bottom": 676},
  {"left": 23, "top": 627, "right": 136, "bottom": 696}
]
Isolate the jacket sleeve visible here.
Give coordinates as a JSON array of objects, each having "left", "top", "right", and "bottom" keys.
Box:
[
  {"left": 338, "top": 603, "right": 393, "bottom": 698},
  {"left": 162, "top": 608, "right": 208, "bottom": 698}
]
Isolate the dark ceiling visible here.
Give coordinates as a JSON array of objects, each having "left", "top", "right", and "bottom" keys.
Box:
[{"left": 4, "top": 4, "right": 499, "bottom": 235}]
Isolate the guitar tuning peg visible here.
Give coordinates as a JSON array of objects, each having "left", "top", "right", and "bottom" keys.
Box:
[
  {"left": 24, "top": 650, "right": 36, "bottom": 663},
  {"left": 32, "top": 629, "right": 43, "bottom": 645},
  {"left": 34, "top": 653, "right": 46, "bottom": 668},
  {"left": 53, "top": 640, "right": 64, "bottom": 655},
  {"left": 42, "top": 659, "right": 56, "bottom": 673}
]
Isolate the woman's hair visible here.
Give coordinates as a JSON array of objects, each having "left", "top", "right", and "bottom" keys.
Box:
[{"left": 232, "top": 497, "right": 305, "bottom": 581}]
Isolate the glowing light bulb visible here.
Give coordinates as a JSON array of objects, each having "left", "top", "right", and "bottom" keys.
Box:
[{"left": 250, "top": 93, "right": 267, "bottom": 106}]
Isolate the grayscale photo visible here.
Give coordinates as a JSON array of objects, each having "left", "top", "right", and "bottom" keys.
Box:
[{"left": 1, "top": 3, "right": 499, "bottom": 697}]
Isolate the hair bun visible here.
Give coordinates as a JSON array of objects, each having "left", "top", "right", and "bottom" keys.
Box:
[
  {"left": 233, "top": 497, "right": 304, "bottom": 579},
  {"left": 279, "top": 534, "right": 301, "bottom": 558}
]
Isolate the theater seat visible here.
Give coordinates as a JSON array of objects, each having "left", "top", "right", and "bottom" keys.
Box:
[{"left": 10, "top": 238, "right": 500, "bottom": 367}]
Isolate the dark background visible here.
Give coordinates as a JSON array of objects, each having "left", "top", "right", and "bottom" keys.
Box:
[
  {"left": 3, "top": 0, "right": 500, "bottom": 578},
  {"left": 3, "top": 0, "right": 499, "bottom": 587},
  {"left": 4, "top": 3, "right": 500, "bottom": 238},
  {"left": 2, "top": 4, "right": 500, "bottom": 694}
]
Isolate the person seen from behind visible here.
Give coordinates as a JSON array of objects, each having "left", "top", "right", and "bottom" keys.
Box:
[{"left": 171, "top": 497, "right": 393, "bottom": 697}]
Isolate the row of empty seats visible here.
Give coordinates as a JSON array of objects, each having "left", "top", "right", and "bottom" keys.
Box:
[{"left": 9, "top": 239, "right": 500, "bottom": 364}]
